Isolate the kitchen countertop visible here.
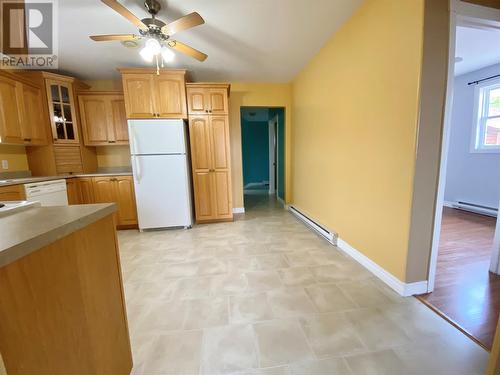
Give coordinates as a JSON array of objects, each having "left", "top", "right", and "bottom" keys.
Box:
[
  {"left": 0, "top": 172, "right": 133, "bottom": 187},
  {"left": 0, "top": 203, "right": 117, "bottom": 268}
]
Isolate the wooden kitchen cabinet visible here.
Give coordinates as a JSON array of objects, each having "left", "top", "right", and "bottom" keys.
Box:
[
  {"left": 120, "top": 69, "right": 187, "bottom": 119},
  {"left": 78, "top": 92, "right": 128, "bottom": 146},
  {"left": 46, "top": 77, "right": 80, "bottom": 144},
  {"left": 66, "top": 178, "right": 80, "bottom": 204},
  {"left": 0, "top": 184, "right": 26, "bottom": 201},
  {"left": 0, "top": 72, "right": 48, "bottom": 146},
  {"left": 21, "top": 83, "right": 49, "bottom": 145},
  {"left": 93, "top": 176, "right": 137, "bottom": 227},
  {"left": 186, "top": 84, "right": 229, "bottom": 115},
  {"left": 187, "top": 83, "right": 232, "bottom": 223}
]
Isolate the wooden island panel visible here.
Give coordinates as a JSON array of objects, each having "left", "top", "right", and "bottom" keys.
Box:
[{"left": 0, "top": 215, "right": 132, "bottom": 375}]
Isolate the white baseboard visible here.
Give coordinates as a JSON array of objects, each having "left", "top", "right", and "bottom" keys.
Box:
[
  {"left": 337, "top": 238, "right": 428, "bottom": 297},
  {"left": 232, "top": 207, "right": 245, "bottom": 214},
  {"left": 443, "top": 200, "right": 454, "bottom": 208}
]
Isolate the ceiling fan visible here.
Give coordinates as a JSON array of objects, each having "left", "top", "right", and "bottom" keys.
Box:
[{"left": 89, "top": 0, "right": 207, "bottom": 65}]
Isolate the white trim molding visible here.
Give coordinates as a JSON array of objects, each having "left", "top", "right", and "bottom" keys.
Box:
[
  {"left": 337, "top": 238, "right": 428, "bottom": 297},
  {"left": 232, "top": 207, "right": 245, "bottom": 214}
]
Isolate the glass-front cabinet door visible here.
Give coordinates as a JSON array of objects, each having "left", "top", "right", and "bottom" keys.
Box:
[{"left": 46, "top": 79, "right": 79, "bottom": 144}]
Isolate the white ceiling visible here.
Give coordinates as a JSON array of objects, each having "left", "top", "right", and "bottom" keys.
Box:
[
  {"left": 58, "top": 0, "right": 363, "bottom": 82},
  {"left": 455, "top": 25, "right": 500, "bottom": 76}
]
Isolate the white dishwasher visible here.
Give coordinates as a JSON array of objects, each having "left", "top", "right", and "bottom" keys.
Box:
[{"left": 24, "top": 179, "right": 69, "bottom": 206}]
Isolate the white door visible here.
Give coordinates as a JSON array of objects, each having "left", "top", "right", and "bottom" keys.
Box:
[
  {"left": 129, "top": 119, "right": 186, "bottom": 155},
  {"left": 489, "top": 198, "right": 500, "bottom": 274},
  {"left": 132, "top": 154, "right": 192, "bottom": 229}
]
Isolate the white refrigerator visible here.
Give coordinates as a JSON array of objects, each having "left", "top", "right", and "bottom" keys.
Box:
[{"left": 128, "top": 119, "right": 193, "bottom": 230}]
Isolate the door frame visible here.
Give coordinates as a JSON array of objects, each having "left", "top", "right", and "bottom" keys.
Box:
[
  {"left": 427, "top": 0, "right": 500, "bottom": 292},
  {"left": 268, "top": 115, "right": 278, "bottom": 195}
]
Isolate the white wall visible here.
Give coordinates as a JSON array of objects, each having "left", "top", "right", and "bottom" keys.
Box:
[{"left": 444, "top": 63, "right": 500, "bottom": 209}]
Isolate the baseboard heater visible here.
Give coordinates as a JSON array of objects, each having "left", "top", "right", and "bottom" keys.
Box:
[
  {"left": 289, "top": 206, "right": 338, "bottom": 245},
  {"left": 451, "top": 201, "right": 498, "bottom": 217}
]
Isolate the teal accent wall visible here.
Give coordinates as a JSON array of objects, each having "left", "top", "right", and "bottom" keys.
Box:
[{"left": 241, "top": 119, "right": 269, "bottom": 187}]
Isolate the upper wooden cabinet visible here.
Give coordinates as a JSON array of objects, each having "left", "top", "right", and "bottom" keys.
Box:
[
  {"left": 186, "top": 84, "right": 229, "bottom": 115},
  {"left": 78, "top": 92, "right": 128, "bottom": 146},
  {"left": 45, "top": 77, "right": 80, "bottom": 144},
  {"left": 120, "top": 69, "right": 187, "bottom": 119},
  {"left": 0, "top": 72, "right": 48, "bottom": 146}
]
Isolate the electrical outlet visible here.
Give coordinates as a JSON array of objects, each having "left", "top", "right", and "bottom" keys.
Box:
[{"left": 1, "top": 160, "right": 8, "bottom": 170}]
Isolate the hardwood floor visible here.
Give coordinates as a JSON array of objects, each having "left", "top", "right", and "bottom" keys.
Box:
[{"left": 418, "top": 207, "right": 499, "bottom": 349}]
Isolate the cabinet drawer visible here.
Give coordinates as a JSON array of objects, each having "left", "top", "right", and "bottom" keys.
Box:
[{"left": 54, "top": 145, "right": 83, "bottom": 174}]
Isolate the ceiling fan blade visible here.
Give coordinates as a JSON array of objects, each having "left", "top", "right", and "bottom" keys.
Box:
[
  {"left": 161, "top": 12, "right": 205, "bottom": 36},
  {"left": 90, "top": 34, "right": 138, "bottom": 41},
  {"left": 101, "top": 0, "right": 148, "bottom": 31},
  {"left": 168, "top": 40, "right": 207, "bottom": 62}
]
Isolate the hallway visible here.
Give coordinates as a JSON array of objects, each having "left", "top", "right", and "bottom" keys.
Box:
[{"left": 120, "top": 195, "right": 488, "bottom": 374}]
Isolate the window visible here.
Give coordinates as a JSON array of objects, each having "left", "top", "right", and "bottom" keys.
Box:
[{"left": 472, "top": 80, "right": 500, "bottom": 152}]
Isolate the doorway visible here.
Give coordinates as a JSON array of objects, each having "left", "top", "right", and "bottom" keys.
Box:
[
  {"left": 240, "top": 107, "right": 285, "bottom": 206},
  {"left": 420, "top": 4, "right": 500, "bottom": 350}
]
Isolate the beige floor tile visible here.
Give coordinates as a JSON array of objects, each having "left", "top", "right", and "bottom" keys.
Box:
[
  {"left": 239, "top": 366, "right": 290, "bottom": 375},
  {"left": 198, "top": 258, "right": 228, "bottom": 276},
  {"left": 201, "top": 324, "right": 258, "bottom": 375},
  {"left": 230, "top": 293, "right": 274, "bottom": 324},
  {"left": 267, "top": 287, "right": 317, "bottom": 317},
  {"left": 118, "top": 195, "right": 488, "bottom": 374},
  {"left": 136, "top": 299, "right": 188, "bottom": 333},
  {"left": 299, "top": 313, "right": 365, "bottom": 357},
  {"left": 246, "top": 270, "right": 283, "bottom": 292},
  {"left": 310, "top": 262, "right": 372, "bottom": 283},
  {"left": 289, "top": 358, "right": 351, "bottom": 375},
  {"left": 141, "top": 330, "right": 203, "bottom": 375},
  {"left": 283, "top": 252, "right": 318, "bottom": 267},
  {"left": 211, "top": 273, "right": 248, "bottom": 296},
  {"left": 344, "top": 308, "right": 410, "bottom": 350},
  {"left": 344, "top": 349, "right": 410, "bottom": 375},
  {"left": 227, "top": 256, "right": 260, "bottom": 273},
  {"left": 337, "top": 280, "right": 395, "bottom": 308},
  {"left": 174, "top": 276, "right": 213, "bottom": 300},
  {"left": 393, "top": 336, "right": 489, "bottom": 375},
  {"left": 254, "top": 319, "right": 314, "bottom": 367},
  {"left": 256, "top": 254, "right": 290, "bottom": 270},
  {"left": 184, "top": 297, "right": 229, "bottom": 330},
  {"left": 278, "top": 267, "right": 316, "bottom": 287},
  {"left": 305, "top": 284, "right": 357, "bottom": 313}
]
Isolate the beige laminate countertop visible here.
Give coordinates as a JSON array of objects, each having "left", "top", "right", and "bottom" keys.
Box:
[
  {"left": 0, "top": 173, "right": 133, "bottom": 187},
  {"left": 0, "top": 203, "right": 117, "bottom": 268}
]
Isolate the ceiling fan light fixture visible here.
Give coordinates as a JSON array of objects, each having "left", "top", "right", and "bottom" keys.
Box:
[
  {"left": 161, "top": 46, "right": 175, "bottom": 63},
  {"left": 145, "top": 38, "right": 161, "bottom": 55},
  {"left": 140, "top": 46, "right": 155, "bottom": 62}
]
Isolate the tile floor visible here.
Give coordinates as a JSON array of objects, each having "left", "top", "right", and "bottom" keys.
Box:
[{"left": 120, "top": 195, "right": 489, "bottom": 375}]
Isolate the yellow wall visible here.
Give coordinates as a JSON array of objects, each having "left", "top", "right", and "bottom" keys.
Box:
[
  {"left": 229, "top": 83, "right": 293, "bottom": 208},
  {"left": 291, "top": 0, "right": 424, "bottom": 281},
  {"left": 0, "top": 145, "right": 29, "bottom": 172}
]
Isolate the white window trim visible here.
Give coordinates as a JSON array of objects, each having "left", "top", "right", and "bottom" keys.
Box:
[{"left": 470, "top": 77, "right": 500, "bottom": 154}]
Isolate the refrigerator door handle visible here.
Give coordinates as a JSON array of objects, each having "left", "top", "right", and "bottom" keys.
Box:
[{"left": 132, "top": 155, "right": 142, "bottom": 184}]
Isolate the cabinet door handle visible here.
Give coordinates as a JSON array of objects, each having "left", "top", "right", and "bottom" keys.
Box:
[
  {"left": 108, "top": 140, "right": 116, "bottom": 143},
  {"left": 110, "top": 178, "right": 118, "bottom": 181}
]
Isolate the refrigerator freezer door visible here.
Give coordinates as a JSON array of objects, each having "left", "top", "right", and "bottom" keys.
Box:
[
  {"left": 129, "top": 119, "right": 186, "bottom": 155},
  {"left": 132, "top": 154, "right": 192, "bottom": 229}
]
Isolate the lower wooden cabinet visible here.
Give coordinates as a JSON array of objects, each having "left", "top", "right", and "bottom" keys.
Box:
[
  {"left": 66, "top": 179, "right": 80, "bottom": 205},
  {"left": 66, "top": 176, "right": 137, "bottom": 228},
  {"left": 0, "top": 185, "right": 26, "bottom": 201},
  {"left": 92, "top": 176, "right": 138, "bottom": 227}
]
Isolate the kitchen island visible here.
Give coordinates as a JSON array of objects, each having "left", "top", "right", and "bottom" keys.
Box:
[{"left": 0, "top": 203, "right": 132, "bottom": 375}]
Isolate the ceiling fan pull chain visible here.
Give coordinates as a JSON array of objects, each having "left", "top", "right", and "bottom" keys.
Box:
[{"left": 155, "top": 54, "right": 160, "bottom": 75}]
